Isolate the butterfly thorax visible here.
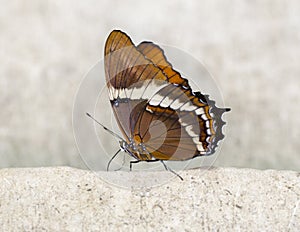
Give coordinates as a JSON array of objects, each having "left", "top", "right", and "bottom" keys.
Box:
[{"left": 119, "top": 139, "right": 153, "bottom": 161}]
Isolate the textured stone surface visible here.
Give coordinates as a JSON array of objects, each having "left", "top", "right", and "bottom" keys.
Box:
[
  {"left": 0, "top": 167, "right": 299, "bottom": 231},
  {"left": 1, "top": 1, "right": 300, "bottom": 171}
]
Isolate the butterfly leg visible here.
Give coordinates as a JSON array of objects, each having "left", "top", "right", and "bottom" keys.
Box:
[
  {"left": 107, "top": 149, "right": 121, "bottom": 171},
  {"left": 113, "top": 152, "right": 126, "bottom": 171},
  {"left": 160, "top": 160, "right": 183, "bottom": 181},
  {"left": 130, "top": 160, "right": 141, "bottom": 171}
]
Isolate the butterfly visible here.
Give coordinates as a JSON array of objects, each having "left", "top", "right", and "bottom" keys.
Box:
[{"left": 89, "top": 30, "right": 230, "bottom": 179}]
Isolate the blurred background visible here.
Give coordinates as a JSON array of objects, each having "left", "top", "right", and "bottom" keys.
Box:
[{"left": 1, "top": 0, "right": 299, "bottom": 171}]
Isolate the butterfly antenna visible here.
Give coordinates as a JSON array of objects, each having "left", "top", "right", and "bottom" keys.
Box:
[{"left": 86, "top": 113, "right": 124, "bottom": 141}]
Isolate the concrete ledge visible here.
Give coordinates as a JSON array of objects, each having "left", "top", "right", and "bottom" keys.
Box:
[{"left": 0, "top": 167, "right": 299, "bottom": 231}]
